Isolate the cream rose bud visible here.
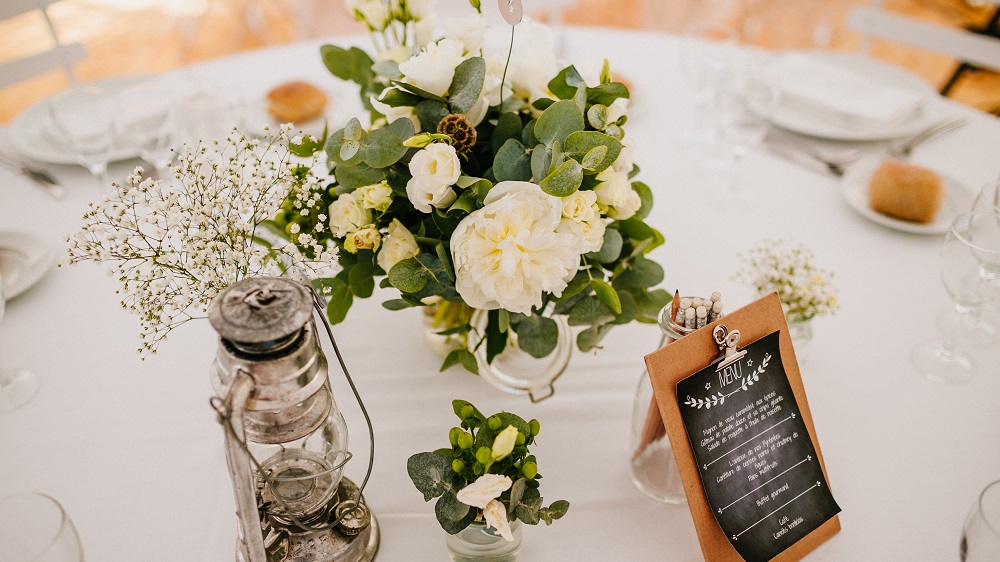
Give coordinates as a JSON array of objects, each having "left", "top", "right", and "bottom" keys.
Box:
[
  {"left": 377, "top": 219, "right": 420, "bottom": 273},
  {"left": 561, "top": 189, "right": 599, "bottom": 222},
  {"left": 328, "top": 192, "right": 372, "bottom": 238},
  {"left": 345, "top": 226, "right": 381, "bottom": 254},
  {"left": 456, "top": 474, "right": 513, "bottom": 509},
  {"left": 594, "top": 169, "right": 642, "bottom": 220},
  {"left": 483, "top": 499, "right": 514, "bottom": 542},
  {"left": 406, "top": 143, "right": 461, "bottom": 213},
  {"left": 399, "top": 38, "right": 466, "bottom": 97},
  {"left": 358, "top": 181, "right": 393, "bottom": 212},
  {"left": 491, "top": 425, "right": 519, "bottom": 461}
]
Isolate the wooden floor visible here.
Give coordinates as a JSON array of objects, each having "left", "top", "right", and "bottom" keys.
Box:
[{"left": 0, "top": 0, "right": 997, "bottom": 125}]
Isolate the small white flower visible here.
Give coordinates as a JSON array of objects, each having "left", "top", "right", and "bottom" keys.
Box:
[
  {"left": 456, "top": 474, "right": 512, "bottom": 509},
  {"left": 483, "top": 499, "right": 513, "bottom": 542},
  {"left": 406, "top": 143, "right": 461, "bottom": 213},
  {"left": 594, "top": 169, "right": 641, "bottom": 220},
  {"left": 399, "top": 38, "right": 466, "bottom": 97},
  {"left": 377, "top": 219, "right": 420, "bottom": 273}
]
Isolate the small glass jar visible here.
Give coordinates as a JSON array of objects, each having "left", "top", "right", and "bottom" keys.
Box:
[
  {"left": 628, "top": 300, "right": 701, "bottom": 504},
  {"left": 446, "top": 520, "right": 522, "bottom": 562},
  {"left": 787, "top": 318, "right": 814, "bottom": 365}
]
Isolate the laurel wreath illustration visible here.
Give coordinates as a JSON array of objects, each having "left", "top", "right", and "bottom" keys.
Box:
[{"left": 684, "top": 353, "right": 772, "bottom": 409}]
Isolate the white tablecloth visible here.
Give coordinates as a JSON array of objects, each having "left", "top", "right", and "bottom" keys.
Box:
[{"left": 2, "top": 28, "right": 999, "bottom": 561}]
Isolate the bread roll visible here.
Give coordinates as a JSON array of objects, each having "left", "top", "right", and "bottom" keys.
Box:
[
  {"left": 868, "top": 159, "right": 943, "bottom": 224},
  {"left": 267, "top": 81, "right": 327, "bottom": 123}
]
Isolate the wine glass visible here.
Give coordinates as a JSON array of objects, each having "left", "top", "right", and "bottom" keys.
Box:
[
  {"left": 116, "top": 81, "right": 180, "bottom": 182},
  {"left": 912, "top": 211, "right": 1000, "bottom": 383},
  {"left": 0, "top": 271, "right": 40, "bottom": 413},
  {"left": 48, "top": 86, "right": 117, "bottom": 189},
  {"left": 0, "top": 493, "right": 83, "bottom": 561},
  {"left": 716, "top": 53, "right": 781, "bottom": 201},
  {"left": 972, "top": 178, "right": 1000, "bottom": 310},
  {"left": 961, "top": 480, "right": 1000, "bottom": 561},
  {"left": 678, "top": 22, "right": 736, "bottom": 144}
]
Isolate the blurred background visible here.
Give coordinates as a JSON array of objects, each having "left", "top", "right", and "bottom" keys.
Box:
[{"left": 1, "top": 0, "right": 998, "bottom": 124}]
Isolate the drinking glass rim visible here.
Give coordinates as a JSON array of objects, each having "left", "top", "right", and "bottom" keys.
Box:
[
  {"left": 978, "top": 480, "right": 1000, "bottom": 537},
  {"left": 0, "top": 492, "right": 73, "bottom": 557},
  {"left": 950, "top": 210, "right": 1000, "bottom": 257}
]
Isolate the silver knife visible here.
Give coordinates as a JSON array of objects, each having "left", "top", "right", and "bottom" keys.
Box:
[
  {"left": 0, "top": 153, "right": 65, "bottom": 199},
  {"left": 889, "top": 117, "right": 968, "bottom": 158}
]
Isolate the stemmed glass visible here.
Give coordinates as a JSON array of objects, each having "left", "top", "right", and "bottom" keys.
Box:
[
  {"left": 972, "top": 179, "right": 1000, "bottom": 311},
  {"left": 678, "top": 22, "right": 736, "bottom": 144},
  {"left": 116, "top": 81, "right": 180, "bottom": 182},
  {"left": 961, "top": 480, "right": 1000, "bottom": 561},
  {"left": 48, "top": 86, "right": 117, "bottom": 189},
  {"left": 0, "top": 272, "right": 40, "bottom": 413},
  {"left": 912, "top": 211, "right": 1000, "bottom": 383},
  {"left": 0, "top": 493, "right": 83, "bottom": 561}
]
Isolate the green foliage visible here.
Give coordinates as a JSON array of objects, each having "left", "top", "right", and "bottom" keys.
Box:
[
  {"left": 448, "top": 57, "right": 486, "bottom": 114},
  {"left": 534, "top": 100, "right": 584, "bottom": 146},
  {"left": 493, "top": 139, "right": 532, "bottom": 182}
]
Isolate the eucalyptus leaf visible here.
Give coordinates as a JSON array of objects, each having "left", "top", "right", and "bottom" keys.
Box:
[
  {"left": 448, "top": 57, "right": 486, "bottom": 114},
  {"left": 530, "top": 145, "right": 552, "bottom": 184},
  {"left": 320, "top": 45, "right": 374, "bottom": 86},
  {"left": 590, "top": 279, "right": 622, "bottom": 315},
  {"left": 587, "top": 104, "right": 609, "bottom": 130},
  {"left": 340, "top": 139, "right": 360, "bottom": 161},
  {"left": 334, "top": 164, "right": 386, "bottom": 189},
  {"left": 325, "top": 278, "right": 353, "bottom": 325},
  {"left": 509, "top": 478, "right": 527, "bottom": 510},
  {"left": 563, "top": 131, "right": 621, "bottom": 174},
  {"left": 379, "top": 87, "right": 422, "bottom": 108},
  {"left": 567, "top": 296, "right": 614, "bottom": 327},
  {"left": 436, "top": 492, "right": 474, "bottom": 534},
  {"left": 382, "top": 299, "right": 414, "bottom": 311},
  {"left": 547, "top": 65, "right": 585, "bottom": 100},
  {"left": 573, "top": 83, "right": 587, "bottom": 113},
  {"left": 386, "top": 117, "right": 416, "bottom": 141},
  {"left": 360, "top": 128, "right": 406, "bottom": 168},
  {"left": 533, "top": 100, "right": 584, "bottom": 147},
  {"left": 553, "top": 269, "right": 592, "bottom": 302},
  {"left": 512, "top": 315, "right": 558, "bottom": 358},
  {"left": 586, "top": 82, "right": 630, "bottom": 106},
  {"left": 372, "top": 59, "right": 402, "bottom": 79},
  {"left": 539, "top": 158, "right": 582, "bottom": 197},
  {"left": 406, "top": 452, "right": 454, "bottom": 501},
  {"left": 492, "top": 112, "right": 523, "bottom": 153},
  {"left": 493, "top": 139, "right": 532, "bottom": 182},
  {"left": 545, "top": 500, "right": 570, "bottom": 520},
  {"left": 611, "top": 290, "right": 636, "bottom": 325},
  {"left": 584, "top": 227, "right": 623, "bottom": 263},
  {"left": 576, "top": 324, "right": 613, "bottom": 352},
  {"left": 416, "top": 99, "right": 450, "bottom": 132},
  {"left": 580, "top": 145, "right": 608, "bottom": 172},
  {"left": 388, "top": 258, "right": 429, "bottom": 293},
  {"left": 614, "top": 256, "right": 664, "bottom": 289},
  {"left": 348, "top": 262, "right": 375, "bottom": 298}
]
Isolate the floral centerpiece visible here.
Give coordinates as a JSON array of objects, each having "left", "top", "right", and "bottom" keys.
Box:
[
  {"left": 407, "top": 400, "right": 568, "bottom": 554},
  {"left": 271, "top": 0, "right": 669, "bottom": 374},
  {"left": 734, "top": 239, "right": 838, "bottom": 323}
]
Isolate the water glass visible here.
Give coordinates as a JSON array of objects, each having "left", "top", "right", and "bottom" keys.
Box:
[
  {"left": 116, "top": 81, "right": 180, "bottom": 179},
  {"left": 177, "top": 87, "right": 244, "bottom": 143},
  {"left": 678, "top": 22, "right": 736, "bottom": 143},
  {"left": 0, "top": 271, "right": 40, "bottom": 413},
  {"left": 961, "top": 480, "right": 1000, "bottom": 561},
  {"left": 48, "top": 87, "right": 116, "bottom": 189},
  {"left": 0, "top": 493, "right": 83, "bottom": 561}
]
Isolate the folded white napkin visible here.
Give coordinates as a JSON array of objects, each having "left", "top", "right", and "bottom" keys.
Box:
[{"left": 772, "top": 53, "right": 926, "bottom": 129}]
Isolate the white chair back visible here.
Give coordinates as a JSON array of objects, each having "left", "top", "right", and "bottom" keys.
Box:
[{"left": 0, "top": 0, "right": 85, "bottom": 89}]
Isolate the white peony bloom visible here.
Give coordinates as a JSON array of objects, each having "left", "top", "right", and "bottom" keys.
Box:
[
  {"left": 483, "top": 499, "right": 514, "bottom": 542},
  {"left": 405, "top": 0, "right": 435, "bottom": 19},
  {"left": 347, "top": 0, "right": 390, "bottom": 30},
  {"left": 456, "top": 474, "right": 512, "bottom": 509},
  {"left": 357, "top": 180, "right": 394, "bottom": 212},
  {"left": 399, "top": 38, "right": 466, "bottom": 97},
  {"left": 406, "top": 143, "right": 461, "bottom": 213},
  {"left": 328, "top": 191, "right": 372, "bottom": 238},
  {"left": 594, "top": 169, "right": 642, "bottom": 220},
  {"left": 445, "top": 14, "right": 488, "bottom": 54},
  {"left": 450, "top": 181, "right": 586, "bottom": 314},
  {"left": 371, "top": 90, "right": 421, "bottom": 133},
  {"left": 377, "top": 219, "right": 420, "bottom": 272}
]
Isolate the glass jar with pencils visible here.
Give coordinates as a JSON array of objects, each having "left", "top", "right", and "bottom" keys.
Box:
[{"left": 629, "top": 293, "right": 724, "bottom": 503}]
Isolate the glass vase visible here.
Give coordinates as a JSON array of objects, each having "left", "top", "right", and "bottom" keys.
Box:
[
  {"left": 468, "top": 309, "right": 572, "bottom": 402},
  {"left": 446, "top": 521, "right": 522, "bottom": 562},
  {"left": 788, "top": 318, "right": 814, "bottom": 365},
  {"left": 423, "top": 299, "right": 473, "bottom": 358}
]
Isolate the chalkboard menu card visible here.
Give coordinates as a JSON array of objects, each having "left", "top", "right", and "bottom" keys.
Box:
[{"left": 644, "top": 293, "right": 841, "bottom": 562}]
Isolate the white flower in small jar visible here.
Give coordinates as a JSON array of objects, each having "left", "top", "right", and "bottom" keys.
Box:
[
  {"left": 594, "top": 168, "right": 642, "bottom": 220},
  {"left": 450, "top": 181, "right": 586, "bottom": 314},
  {"left": 328, "top": 191, "right": 373, "bottom": 238},
  {"left": 345, "top": 225, "right": 381, "bottom": 254},
  {"left": 399, "top": 38, "right": 466, "bottom": 97},
  {"left": 356, "top": 180, "right": 394, "bottom": 212},
  {"left": 377, "top": 219, "right": 420, "bottom": 273},
  {"left": 455, "top": 473, "right": 512, "bottom": 509},
  {"left": 406, "top": 143, "right": 461, "bottom": 213}
]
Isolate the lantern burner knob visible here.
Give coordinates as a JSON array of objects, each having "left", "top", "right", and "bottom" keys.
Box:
[{"left": 209, "top": 277, "right": 314, "bottom": 356}]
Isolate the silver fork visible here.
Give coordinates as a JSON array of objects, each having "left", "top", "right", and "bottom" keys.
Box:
[
  {"left": 0, "top": 152, "right": 65, "bottom": 199},
  {"left": 888, "top": 117, "right": 968, "bottom": 158}
]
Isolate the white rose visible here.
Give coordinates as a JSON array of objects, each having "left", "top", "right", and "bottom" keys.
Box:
[
  {"left": 556, "top": 216, "right": 606, "bottom": 254},
  {"left": 345, "top": 226, "right": 381, "bottom": 253},
  {"left": 371, "top": 90, "right": 421, "bottom": 133},
  {"left": 406, "top": 143, "right": 461, "bottom": 213},
  {"left": 328, "top": 192, "right": 372, "bottom": 238},
  {"left": 594, "top": 169, "right": 642, "bottom": 220},
  {"left": 456, "top": 474, "right": 512, "bottom": 509},
  {"left": 347, "top": 0, "right": 390, "bottom": 30},
  {"left": 399, "top": 38, "right": 465, "bottom": 97},
  {"left": 560, "top": 189, "right": 599, "bottom": 222},
  {"left": 483, "top": 499, "right": 513, "bottom": 542},
  {"left": 377, "top": 219, "right": 420, "bottom": 272},
  {"left": 357, "top": 180, "right": 393, "bottom": 212},
  {"left": 405, "top": 0, "right": 435, "bottom": 19},
  {"left": 445, "top": 14, "right": 488, "bottom": 54},
  {"left": 450, "top": 181, "right": 586, "bottom": 314}
]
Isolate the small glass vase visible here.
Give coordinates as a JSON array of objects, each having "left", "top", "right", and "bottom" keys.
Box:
[
  {"left": 423, "top": 300, "right": 473, "bottom": 358},
  {"left": 468, "top": 309, "right": 572, "bottom": 402},
  {"left": 446, "top": 521, "right": 522, "bottom": 562},
  {"left": 788, "top": 318, "right": 814, "bottom": 365}
]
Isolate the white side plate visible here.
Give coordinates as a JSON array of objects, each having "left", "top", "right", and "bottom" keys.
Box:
[{"left": 0, "top": 231, "right": 54, "bottom": 300}]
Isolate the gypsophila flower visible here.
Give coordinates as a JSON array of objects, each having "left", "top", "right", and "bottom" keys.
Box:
[
  {"left": 734, "top": 240, "right": 838, "bottom": 323},
  {"left": 65, "top": 128, "right": 337, "bottom": 356}
]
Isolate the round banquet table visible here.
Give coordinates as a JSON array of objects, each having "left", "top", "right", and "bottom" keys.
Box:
[{"left": 1, "top": 27, "right": 999, "bottom": 561}]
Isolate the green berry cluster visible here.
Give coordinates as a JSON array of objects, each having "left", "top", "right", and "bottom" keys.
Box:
[{"left": 440, "top": 402, "right": 543, "bottom": 487}]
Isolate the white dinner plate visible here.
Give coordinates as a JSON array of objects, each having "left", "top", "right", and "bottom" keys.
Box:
[
  {"left": 10, "top": 75, "right": 149, "bottom": 165},
  {"left": 0, "top": 230, "right": 54, "bottom": 300},
  {"left": 769, "top": 52, "right": 942, "bottom": 141},
  {"left": 840, "top": 158, "right": 974, "bottom": 235}
]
